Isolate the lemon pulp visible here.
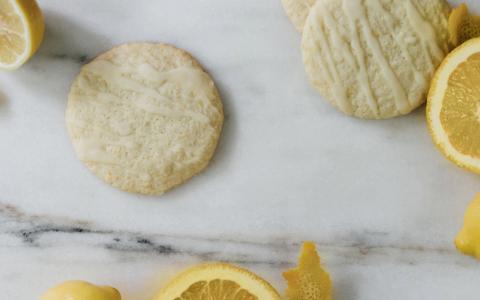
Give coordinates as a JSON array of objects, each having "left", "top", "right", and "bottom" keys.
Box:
[
  {"left": 174, "top": 279, "right": 257, "bottom": 299},
  {"left": 440, "top": 52, "right": 480, "bottom": 157},
  {"left": 427, "top": 37, "right": 480, "bottom": 172},
  {"left": 155, "top": 263, "right": 281, "bottom": 300},
  {"left": 0, "top": 0, "right": 44, "bottom": 70}
]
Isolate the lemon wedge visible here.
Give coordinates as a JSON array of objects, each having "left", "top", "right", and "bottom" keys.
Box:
[
  {"left": 427, "top": 37, "right": 480, "bottom": 173},
  {"left": 155, "top": 263, "right": 281, "bottom": 300},
  {"left": 0, "top": 0, "right": 44, "bottom": 70},
  {"left": 456, "top": 193, "right": 480, "bottom": 259},
  {"left": 39, "top": 281, "right": 121, "bottom": 300},
  {"left": 283, "top": 242, "right": 332, "bottom": 300}
]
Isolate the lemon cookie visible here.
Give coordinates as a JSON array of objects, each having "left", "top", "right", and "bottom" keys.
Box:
[
  {"left": 302, "top": 0, "right": 450, "bottom": 119},
  {"left": 66, "top": 43, "right": 223, "bottom": 195},
  {"left": 281, "top": 0, "right": 316, "bottom": 32}
]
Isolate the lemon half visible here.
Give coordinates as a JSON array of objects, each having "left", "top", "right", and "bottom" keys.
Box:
[
  {"left": 427, "top": 37, "right": 480, "bottom": 173},
  {"left": 0, "top": 0, "right": 44, "bottom": 70},
  {"left": 155, "top": 263, "right": 281, "bottom": 300}
]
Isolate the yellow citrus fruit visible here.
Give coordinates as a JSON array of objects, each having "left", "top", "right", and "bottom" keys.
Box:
[
  {"left": 449, "top": 4, "right": 480, "bottom": 48},
  {"left": 427, "top": 37, "right": 480, "bottom": 173},
  {"left": 39, "top": 280, "right": 121, "bottom": 300},
  {"left": 283, "top": 242, "right": 332, "bottom": 300},
  {"left": 456, "top": 193, "right": 480, "bottom": 259},
  {"left": 155, "top": 263, "right": 281, "bottom": 300},
  {"left": 0, "top": 0, "right": 44, "bottom": 70}
]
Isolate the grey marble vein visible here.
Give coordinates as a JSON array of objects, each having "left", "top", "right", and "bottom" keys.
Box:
[
  {"left": 46, "top": 53, "right": 90, "bottom": 64},
  {"left": 0, "top": 202, "right": 472, "bottom": 268}
]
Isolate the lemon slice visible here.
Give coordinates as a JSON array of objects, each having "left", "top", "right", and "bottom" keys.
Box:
[
  {"left": 427, "top": 37, "right": 480, "bottom": 173},
  {"left": 155, "top": 263, "right": 281, "bottom": 300},
  {"left": 0, "top": 0, "right": 44, "bottom": 70}
]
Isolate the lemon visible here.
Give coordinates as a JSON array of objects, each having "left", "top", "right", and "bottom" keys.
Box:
[
  {"left": 427, "top": 37, "right": 480, "bottom": 173},
  {"left": 0, "top": 0, "right": 44, "bottom": 70},
  {"left": 39, "top": 281, "right": 121, "bottom": 300},
  {"left": 155, "top": 263, "right": 281, "bottom": 300},
  {"left": 456, "top": 193, "right": 480, "bottom": 259}
]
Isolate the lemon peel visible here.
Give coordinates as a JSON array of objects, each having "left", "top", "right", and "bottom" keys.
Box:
[
  {"left": 449, "top": 3, "right": 480, "bottom": 48},
  {"left": 283, "top": 242, "right": 332, "bottom": 300}
]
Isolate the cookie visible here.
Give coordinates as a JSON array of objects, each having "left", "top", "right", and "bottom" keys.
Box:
[
  {"left": 66, "top": 43, "right": 224, "bottom": 195},
  {"left": 281, "top": 0, "right": 316, "bottom": 32},
  {"left": 302, "top": 0, "right": 450, "bottom": 119}
]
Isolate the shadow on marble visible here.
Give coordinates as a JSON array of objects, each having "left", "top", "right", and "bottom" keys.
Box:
[
  {"left": 0, "top": 89, "right": 9, "bottom": 118},
  {"left": 7, "top": 10, "right": 111, "bottom": 106},
  {"left": 334, "top": 274, "right": 358, "bottom": 300},
  {"left": 203, "top": 79, "right": 238, "bottom": 171},
  {"left": 347, "top": 102, "right": 425, "bottom": 128},
  {"left": 37, "top": 10, "right": 111, "bottom": 64}
]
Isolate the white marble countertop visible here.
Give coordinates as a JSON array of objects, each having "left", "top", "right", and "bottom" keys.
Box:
[{"left": 1, "top": 0, "right": 480, "bottom": 299}]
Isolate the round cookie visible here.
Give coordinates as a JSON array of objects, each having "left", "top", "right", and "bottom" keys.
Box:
[
  {"left": 281, "top": 0, "right": 316, "bottom": 32},
  {"left": 302, "top": 0, "right": 451, "bottom": 119},
  {"left": 66, "top": 43, "right": 224, "bottom": 195},
  {"left": 282, "top": 0, "right": 316, "bottom": 32}
]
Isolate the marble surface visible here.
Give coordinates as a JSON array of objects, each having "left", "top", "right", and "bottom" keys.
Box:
[{"left": 1, "top": 0, "right": 480, "bottom": 299}]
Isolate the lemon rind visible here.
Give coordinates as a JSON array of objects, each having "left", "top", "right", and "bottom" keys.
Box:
[{"left": 448, "top": 3, "right": 468, "bottom": 47}]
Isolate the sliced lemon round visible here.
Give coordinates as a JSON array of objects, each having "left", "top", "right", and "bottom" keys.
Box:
[
  {"left": 155, "top": 263, "right": 281, "bottom": 300},
  {"left": 0, "top": 0, "right": 44, "bottom": 70},
  {"left": 427, "top": 37, "right": 480, "bottom": 173}
]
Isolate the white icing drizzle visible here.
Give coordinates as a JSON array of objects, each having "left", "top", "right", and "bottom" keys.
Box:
[
  {"left": 342, "top": 0, "right": 410, "bottom": 114},
  {"left": 332, "top": 1, "right": 379, "bottom": 116},
  {"left": 83, "top": 60, "right": 213, "bottom": 123},
  {"left": 309, "top": 0, "right": 440, "bottom": 115},
  {"left": 310, "top": 4, "right": 353, "bottom": 115},
  {"left": 71, "top": 60, "right": 219, "bottom": 165},
  {"left": 369, "top": 0, "right": 428, "bottom": 106},
  {"left": 73, "top": 135, "right": 141, "bottom": 164},
  {"left": 321, "top": 11, "right": 356, "bottom": 68},
  {"left": 74, "top": 138, "right": 119, "bottom": 164},
  {"left": 405, "top": 0, "right": 445, "bottom": 75}
]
